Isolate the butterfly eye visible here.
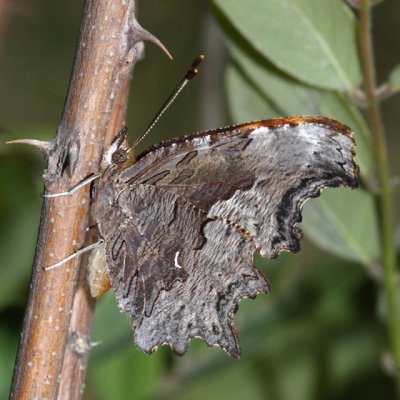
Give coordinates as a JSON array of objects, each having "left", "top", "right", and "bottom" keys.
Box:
[{"left": 111, "top": 149, "right": 128, "bottom": 164}]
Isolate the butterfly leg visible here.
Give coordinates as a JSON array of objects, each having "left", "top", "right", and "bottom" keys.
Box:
[
  {"left": 44, "top": 239, "right": 104, "bottom": 271},
  {"left": 43, "top": 173, "right": 100, "bottom": 198}
]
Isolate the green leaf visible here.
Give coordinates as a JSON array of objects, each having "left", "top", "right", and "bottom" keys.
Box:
[
  {"left": 226, "top": 64, "right": 280, "bottom": 121},
  {"left": 225, "top": 39, "right": 374, "bottom": 177},
  {"left": 213, "top": 0, "right": 362, "bottom": 91},
  {"left": 227, "top": 48, "right": 321, "bottom": 116},
  {"left": 225, "top": 39, "right": 378, "bottom": 264},
  {"left": 302, "top": 188, "right": 380, "bottom": 265},
  {"left": 389, "top": 64, "right": 400, "bottom": 93}
]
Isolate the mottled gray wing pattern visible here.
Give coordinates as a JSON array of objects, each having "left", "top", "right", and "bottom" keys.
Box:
[
  {"left": 120, "top": 117, "right": 358, "bottom": 258},
  {"left": 100, "top": 184, "right": 269, "bottom": 357},
  {"left": 92, "top": 116, "right": 358, "bottom": 358},
  {"left": 105, "top": 185, "right": 203, "bottom": 318},
  {"left": 132, "top": 218, "right": 268, "bottom": 357}
]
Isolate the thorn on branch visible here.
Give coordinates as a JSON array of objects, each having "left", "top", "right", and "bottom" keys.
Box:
[
  {"left": 128, "top": 17, "right": 173, "bottom": 60},
  {"left": 6, "top": 138, "right": 52, "bottom": 156}
]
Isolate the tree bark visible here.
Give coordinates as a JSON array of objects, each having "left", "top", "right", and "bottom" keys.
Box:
[
  {"left": 9, "top": 1, "right": 148, "bottom": 398},
  {"left": 56, "top": 79, "right": 133, "bottom": 400}
]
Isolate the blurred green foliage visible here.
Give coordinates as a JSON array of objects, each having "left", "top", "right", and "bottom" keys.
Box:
[{"left": 1, "top": 0, "right": 399, "bottom": 399}]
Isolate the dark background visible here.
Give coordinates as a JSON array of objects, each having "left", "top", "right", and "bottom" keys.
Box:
[{"left": 0, "top": 1, "right": 399, "bottom": 399}]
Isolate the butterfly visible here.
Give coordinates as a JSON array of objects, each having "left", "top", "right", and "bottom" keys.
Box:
[{"left": 87, "top": 115, "right": 358, "bottom": 358}]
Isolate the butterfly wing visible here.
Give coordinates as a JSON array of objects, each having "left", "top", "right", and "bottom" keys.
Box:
[
  {"left": 121, "top": 116, "right": 358, "bottom": 257},
  {"left": 95, "top": 116, "right": 358, "bottom": 357}
]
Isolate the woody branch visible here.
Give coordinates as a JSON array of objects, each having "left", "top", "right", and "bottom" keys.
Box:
[
  {"left": 56, "top": 80, "right": 133, "bottom": 400},
  {"left": 8, "top": 1, "right": 166, "bottom": 398}
]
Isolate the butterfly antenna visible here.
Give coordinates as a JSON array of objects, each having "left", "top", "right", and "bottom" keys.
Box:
[{"left": 132, "top": 54, "right": 205, "bottom": 148}]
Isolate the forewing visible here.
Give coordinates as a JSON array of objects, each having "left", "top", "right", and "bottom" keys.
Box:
[{"left": 120, "top": 117, "right": 358, "bottom": 258}]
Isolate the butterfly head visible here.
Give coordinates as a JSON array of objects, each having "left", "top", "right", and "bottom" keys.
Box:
[{"left": 102, "top": 127, "right": 136, "bottom": 171}]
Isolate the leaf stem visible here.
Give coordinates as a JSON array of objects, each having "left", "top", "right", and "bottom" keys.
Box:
[{"left": 359, "top": 0, "right": 400, "bottom": 395}]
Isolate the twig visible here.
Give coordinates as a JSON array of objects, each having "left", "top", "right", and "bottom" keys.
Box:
[
  {"left": 56, "top": 78, "right": 134, "bottom": 400},
  {"left": 359, "top": 0, "right": 400, "bottom": 395},
  {"left": 8, "top": 1, "right": 153, "bottom": 398},
  {"left": 55, "top": 245, "right": 96, "bottom": 400}
]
